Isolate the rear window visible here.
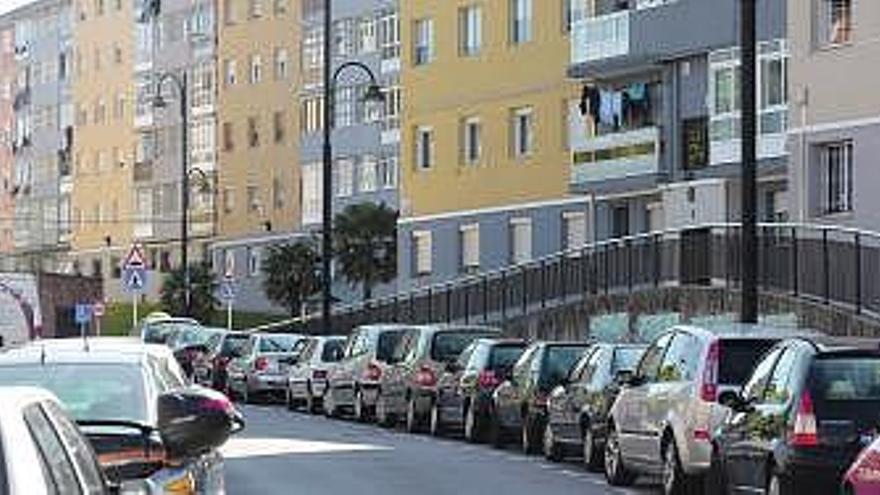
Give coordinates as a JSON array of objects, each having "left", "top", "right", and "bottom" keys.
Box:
[
  {"left": 611, "top": 347, "right": 644, "bottom": 374},
  {"left": 221, "top": 335, "right": 248, "bottom": 357},
  {"left": 809, "top": 357, "right": 880, "bottom": 402},
  {"left": 488, "top": 345, "right": 526, "bottom": 370},
  {"left": 376, "top": 330, "right": 404, "bottom": 362},
  {"left": 431, "top": 332, "right": 494, "bottom": 362},
  {"left": 719, "top": 339, "right": 779, "bottom": 385},
  {"left": 541, "top": 346, "right": 589, "bottom": 385},
  {"left": 322, "top": 340, "right": 345, "bottom": 362},
  {"left": 259, "top": 335, "right": 300, "bottom": 353}
]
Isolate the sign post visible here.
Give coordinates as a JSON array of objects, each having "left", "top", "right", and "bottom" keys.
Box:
[
  {"left": 75, "top": 303, "right": 92, "bottom": 346},
  {"left": 122, "top": 244, "right": 148, "bottom": 330},
  {"left": 220, "top": 277, "right": 236, "bottom": 331},
  {"left": 92, "top": 302, "right": 105, "bottom": 337}
]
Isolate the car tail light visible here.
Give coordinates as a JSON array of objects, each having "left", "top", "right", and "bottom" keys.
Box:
[
  {"left": 693, "top": 429, "right": 711, "bottom": 441},
  {"left": 313, "top": 369, "right": 328, "bottom": 380},
  {"left": 255, "top": 357, "right": 269, "bottom": 371},
  {"left": 478, "top": 370, "right": 501, "bottom": 389},
  {"left": 415, "top": 365, "right": 437, "bottom": 388},
  {"left": 199, "top": 397, "right": 234, "bottom": 415},
  {"left": 790, "top": 390, "right": 819, "bottom": 447},
  {"left": 700, "top": 339, "right": 720, "bottom": 402},
  {"left": 363, "top": 362, "right": 382, "bottom": 382}
]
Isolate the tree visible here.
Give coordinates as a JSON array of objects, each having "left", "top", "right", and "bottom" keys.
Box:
[
  {"left": 262, "top": 241, "right": 321, "bottom": 317},
  {"left": 334, "top": 202, "right": 398, "bottom": 301},
  {"left": 159, "top": 262, "right": 218, "bottom": 323}
]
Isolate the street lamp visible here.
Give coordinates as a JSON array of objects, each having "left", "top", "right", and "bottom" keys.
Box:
[
  {"left": 153, "top": 71, "right": 192, "bottom": 316},
  {"left": 322, "top": 0, "right": 385, "bottom": 334},
  {"left": 740, "top": 0, "right": 758, "bottom": 323}
]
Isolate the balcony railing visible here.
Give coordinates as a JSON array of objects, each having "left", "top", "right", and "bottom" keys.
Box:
[
  {"left": 571, "top": 126, "right": 660, "bottom": 185},
  {"left": 571, "top": 10, "right": 630, "bottom": 64}
]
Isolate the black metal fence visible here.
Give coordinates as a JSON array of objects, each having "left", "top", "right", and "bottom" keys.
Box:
[{"left": 251, "top": 223, "right": 880, "bottom": 334}]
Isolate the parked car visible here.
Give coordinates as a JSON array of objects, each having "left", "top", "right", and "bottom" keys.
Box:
[
  {"left": 430, "top": 338, "right": 527, "bottom": 440},
  {"left": 844, "top": 435, "right": 880, "bottom": 495},
  {"left": 544, "top": 343, "right": 647, "bottom": 468},
  {"left": 376, "top": 324, "right": 503, "bottom": 432},
  {"left": 0, "top": 338, "right": 242, "bottom": 493},
  {"left": 713, "top": 336, "right": 880, "bottom": 495},
  {"left": 604, "top": 325, "right": 801, "bottom": 494},
  {"left": 227, "top": 333, "right": 305, "bottom": 403},
  {"left": 324, "top": 324, "right": 410, "bottom": 420},
  {"left": 194, "top": 330, "right": 248, "bottom": 391},
  {"left": 170, "top": 327, "right": 225, "bottom": 378},
  {"left": 491, "top": 341, "right": 591, "bottom": 453},
  {"left": 138, "top": 317, "right": 201, "bottom": 345},
  {"left": 285, "top": 335, "right": 347, "bottom": 413}
]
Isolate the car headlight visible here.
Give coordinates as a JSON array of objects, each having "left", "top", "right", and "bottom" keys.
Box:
[{"left": 164, "top": 473, "right": 196, "bottom": 495}]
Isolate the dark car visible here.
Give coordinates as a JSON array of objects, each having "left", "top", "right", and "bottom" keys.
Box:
[
  {"left": 713, "top": 337, "right": 880, "bottom": 495},
  {"left": 196, "top": 330, "right": 249, "bottom": 391},
  {"left": 543, "top": 343, "right": 646, "bottom": 468},
  {"left": 376, "top": 324, "right": 502, "bottom": 432},
  {"left": 490, "top": 341, "right": 591, "bottom": 453},
  {"left": 430, "top": 338, "right": 527, "bottom": 440},
  {"left": 324, "top": 324, "right": 410, "bottom": 419}
]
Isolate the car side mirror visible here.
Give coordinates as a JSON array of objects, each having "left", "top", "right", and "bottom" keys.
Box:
[
  {"left": 723, "top": 392, "right": 756, "bottom": 413},
  {"left": 157, "top": 387, "right": 244, "bottom": 461}
]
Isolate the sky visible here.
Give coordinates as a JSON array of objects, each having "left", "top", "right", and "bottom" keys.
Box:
[{"left": 0, "top": 0, "right": 35, "bottom": 17}]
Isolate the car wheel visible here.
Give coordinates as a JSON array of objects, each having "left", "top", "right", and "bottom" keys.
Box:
[
  {"left": 662, "top": 440, "right": 690, "bottom": 495},
  {"left": 488, "top": 409, "right": 505, "bottom": 448},
  {"left": 306, "top": 392, "right": 318, "bottom": 414},
  {"left": 285, "top": 386, "right": 295, "bottom": 411},
  {"left": 464, "top": 404, "right": 481, "bottom": 443},
  {"left": 767, "top": 471, "right": 792, "bottom": 495},
  {"left": 354, "top": 389, "right": 369, "bottom": 423},
  {"left": 429, "top": 400, "right": 444, "bottom": 437},
  {"left": 242, "top": 383, "right": 251, "bottom": 405},
  {"left": 542, "top": 422, "right": 563, "bottom": 462},
  {"left": 406, "top": 397, "right": 422, "bottom": 434},
  {"left": 324, "top": 388, "right": 339, "bottom": 418},
  {"left": 521, "top": 413, "right": 540, "bottom": 455},
  {"left": 376, "top": 395, "right": 393, "bottom": 428},
  {"left": 582, "top": 424, "right": 602, "bottom": 471},
  {"left": 604, "top": 426, "right": 636, "bottom": 487}
]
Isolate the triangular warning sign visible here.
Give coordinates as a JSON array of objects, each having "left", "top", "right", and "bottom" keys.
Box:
[{"left": 124, "top": 244, "right": 146, "bottom": 269}]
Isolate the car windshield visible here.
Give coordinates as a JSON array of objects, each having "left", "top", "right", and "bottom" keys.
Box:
[
  {"left": 173, "top": 326, "right": 212, "bottom": 348},
  {"left": 221, "top": 335, "right": 249, "bottom": 357},
  {"left": 611, "top": 347, "right": 645, "bottom": 374},
  {"left": 143, "top": 321, "right": 198, "bottom": 345},
  {"left": 488, "top": 345, "right": 526, "bottom": 370},
  {"left": 259, "top": 335, "right": 300, "bottom": 353},
  {"left": 376, "top": 330, "right": 404, "bottom": 362},
  {"left": 719, "top": 339, "right": 779, "bottom": 385},
  {"left": 431, "top": 331, "right": 496, "bottom": 363},
  {"left": 541, "top": 346, "right": 588, "bottom": 387},
  {"left": 0, "top": 364, "right": 148, "bottom": 423}
]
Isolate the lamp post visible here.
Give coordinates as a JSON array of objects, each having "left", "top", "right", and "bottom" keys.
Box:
[
  {"left": 153, "top": 72, "right": 191, "bottom": 316},
  {"left": 740, "top": 0, "right": 758, "bottom": 323},
  {"left": 322, "top": 0, "right": 385, "bottom": 334}
]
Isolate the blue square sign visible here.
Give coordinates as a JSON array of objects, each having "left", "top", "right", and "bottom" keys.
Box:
[{"left": 74, "top": 304, "right": 92, "bottom": 325}]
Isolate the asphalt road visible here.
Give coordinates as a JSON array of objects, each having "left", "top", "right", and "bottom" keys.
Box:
[{"left": 223, "top": 404, "right": 657, "bottom": 495}]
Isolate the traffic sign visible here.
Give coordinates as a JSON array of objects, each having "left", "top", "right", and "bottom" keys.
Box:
[
  {"left": 92, "top": 302, "right": 105, "bottom": 318},
  {"left": 124, "top": 244, "right": 146, "bottom": 270},
  {"left": 74, "top": 304, "right": 92, "bottom": 325},
  {"left": 224, "top": 252, "right": 235, "bottom": 280},
  {"left": 220, "top": 279, "right": 236, "bottom": 302},
  {"left": 123, "top": 266, "right": 148, "bottom": 293}
]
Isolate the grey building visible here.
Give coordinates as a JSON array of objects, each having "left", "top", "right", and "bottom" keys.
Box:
[
  {"left": 4, "top": 0, "right": 73, "bottom": 271},
  {"left": 569, "top": 0, "right": 789, "bottom": 239}
]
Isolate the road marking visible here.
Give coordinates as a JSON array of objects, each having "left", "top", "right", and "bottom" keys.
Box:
[{"left": 221, "top": 437, "right": 392, "bottom": 460}]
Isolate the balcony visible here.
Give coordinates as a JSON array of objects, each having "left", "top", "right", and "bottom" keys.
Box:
[
  {"left": 571, "top": 10, "right": 630, "bottom": 64},
  {"left": 570, "top": 126, "right": 660, "bottom": 187}
]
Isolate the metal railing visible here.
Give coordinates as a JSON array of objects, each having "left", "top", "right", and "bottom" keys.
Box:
[{"left": 249, "top": 223, "right": 880, "bottom": 335}]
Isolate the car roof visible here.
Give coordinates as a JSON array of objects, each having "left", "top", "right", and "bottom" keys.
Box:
[
  {"left": 356, "top": 323, "right": 419, "bottom": 333},
  {"left": 144, "top": 317, "right": 200, "bottom": 325},
  {"left": 670, "top": 324, "right": 815, "bottom": 340},
  {"left": 415, "top": 324, "right": 502, "bottom": 334},
  {"left": 0, "top": 338, "right": 172, "bottom": 366},
  {"left": 0, "top": 387, "right": 58, "bottom": 412},
  {"left": 479, "top": 338, "right": 526, "bottom": 346}
]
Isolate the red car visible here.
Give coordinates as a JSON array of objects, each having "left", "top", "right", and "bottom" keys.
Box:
[{"left": 844, "top": 436, "right": 880, "bottom": 495}]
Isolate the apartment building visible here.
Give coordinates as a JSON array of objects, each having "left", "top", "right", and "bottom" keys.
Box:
[
  {"left": 4, "top": 0, "right": 73, "bottom": 271},
  {"left": 70, "top": 0, "right": 136, "bottom": 283},
  {"left": 568, "top": 0, "right": 788, "bottom": 239},
  {"left": 0, "top": 24, "right": 15, "bottom": 255},
  {"left": 132, "top": 0, "right": 218, "bottom": 298},
  {"left": 397, "top": 0, "right": 580, "bottom": 290},
  {"left": 788, "top": 0, "right": 880, "bottom": 232}
]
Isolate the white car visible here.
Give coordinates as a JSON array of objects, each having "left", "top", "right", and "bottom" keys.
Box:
[
  {"left": 284, "top": 336, "right": 347, "bottom": 413},
  {"left": 0, "top": 386, "right": 147, "bottom": 495}
]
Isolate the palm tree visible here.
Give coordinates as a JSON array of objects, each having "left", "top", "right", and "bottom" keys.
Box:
[
  {"left": 160, "top": 262, "right": 218, "bottom": 322},
  {"left": 261, "top": 241, "right": 322, "bottom": 318},
  {"left": 333, "top": 202, "right": 397, "bottom": 301}
]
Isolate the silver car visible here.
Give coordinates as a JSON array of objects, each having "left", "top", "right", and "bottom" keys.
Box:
[
  {"left": 227, "top": 333, "right": 305, "bottom": 403},
  {"left": 285, "top": 336, "right": 347, "bottom": 413},
  {"left": 604, "top": 324, "right": 803, "bottom": 494}
]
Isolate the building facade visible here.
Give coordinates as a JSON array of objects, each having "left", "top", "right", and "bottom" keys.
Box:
[
  {"left": 0, "top": 23, "right": 16, "bottom": 255},
  {"left": 5, "top": 0, "right": 73, "bottom": 271},
  {"left": 787, "top": 0, "right": 880, "bottom": 232},
  {"left": 397, "top": 0, "right": 579, "bottom": 290},
  {"left": 568, "top": 0, "right": 789, "bottom": 241}
]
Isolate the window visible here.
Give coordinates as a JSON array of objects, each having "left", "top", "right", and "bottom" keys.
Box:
[
  {"left": 222, "top": 122, "right": 234, "bottom": 151},
  {"left": 761, "top": 348, "right": 799, "bottom": 405},
  {"left": 335, "top": 86, "right": 356, "bottom": 127},
  {"left": 247, "top": 248, "right": 260, "bottom": 276},
  {"left": 249, "top": 54, "right": 262, "bottom": 84},
  {"left": 564, "top": 0, "right": 586, "bottom": 33},
  {"left": 510, "top": 0, "right": 533, "bottom": 44},
  {"left": 637, "top": 332, "right": 673, "bottom": 383},
  {"left": 512, "top": 106, "right": 534, "bottom": 158},
  {"left": 460, "top": 224, "right": 480, "bottom": 271},
  {"left": 415, "top": 127, "right": 434, "bottom": 170},
  {"left": 379, "top": 155, "right": 398, "bottom": 189},
  {"left": 510, "top": 217, "right": 532, "bottom": 263},
  {"left": 43, "top": 401, "right": 106, "bottom": 494},
  {"left": 274, "top": 0, "right": 287, "bottom": 15},
  {"left": 224, "top": 59, "right": 236, "bottom": 86},
  {"left": 823, "top": 0, "right": 852, "bottom": 45},
  {"left": 360, "top": 155, "right": 378, "bottom": 193},
  {"left": 274, "top": 48, "right": 289, "bottom": 79},
  {"left": 658, "top": 332, "right": 700, "bottom": 382},
  {"left": 334, "top": 18, "right": 357, "bottom": 58},
  {"left": 821, "top": 141, "right": 854, "bottom": 214},
  {"left": 302, "top": 27, "right": 324, "bottom": 87},
  {"left": 742, "top": 347, "right": 783, "bottom": 401},
  {"left": 247, "top": 185, "right": 259, "bottom": 212},
  {"left": 612, "top": 204, "right": 630, "bottom": 238},
  {"left": 459, "top": 5, "right": 482, "bottom": 57},
  {"left": 301, "top": 162, "right": 322, "bottom": 224},
  {"left": 413, "top": 18, "right": 434, "bottom": 66},
  {"left": 301, "top": 95, "right": 324, "bottom": 134},
  {"left": 462, "top": 117, "right": 481, "bottom": 165},
  {"left": 272, "top": 176, "right": 285, "bottom": 210},
  {"left": 335, "top": 158, "right": 354, "bottom": 198},
  {"left": 379, "top": 10, "right": 400, "bottom": 61},
  {"left": 273, "top": 111, "right": 285, "bottom": 143},
  {"left": 249, "top": 0, "right": 262, "bottom": 18},
  {"left": 563, "top": 211, "right": 588, "bottom": 251},
  {"left": 247, "top": 117, "right": 259, "bottom": 147},
  {"left": 23, "top": 405, "right": 82, "bottom": 495},
  {"left": 413, "top": 230, "right": 433, "bottom": 276},
  {"left": 384, "top": 84, "right": 402, "bottom": 131},
  {"left": 359, "top": 17, "right": 377, "bottom": 54}
]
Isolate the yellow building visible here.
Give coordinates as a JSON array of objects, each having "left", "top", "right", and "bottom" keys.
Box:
[
  {"left": 70, "top": 0, "right": 135, "bottom": 277},
  {"left": 398, "top": 0, "right": 584, "bottom": 288},
  {"left": 216, "top": 0, "right": 300, "bottom": 240}
]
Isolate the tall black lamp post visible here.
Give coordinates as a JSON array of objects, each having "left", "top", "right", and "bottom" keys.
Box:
[
  {"left": 740, "top": 0, "right": 758, "bottom": 323},
  {"left": 322, "top": 0, "right": 385, "bottom": 334}
]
